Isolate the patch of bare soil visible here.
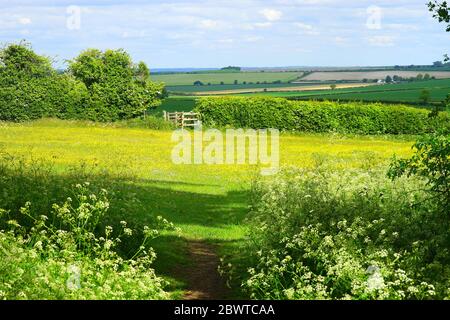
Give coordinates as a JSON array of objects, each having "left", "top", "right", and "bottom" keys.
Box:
[{"left": 181, "top": 241, "right": 230, "bottom": 300}]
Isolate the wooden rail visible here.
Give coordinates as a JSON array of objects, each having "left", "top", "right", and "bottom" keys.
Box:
[{"left": 163, "top": 111, "right": 200, "bottom": 128}]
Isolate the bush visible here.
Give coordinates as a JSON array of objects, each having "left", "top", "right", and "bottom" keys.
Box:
[
  {"left": 0, "top": 153, "right": 180, "bottom": 299},
  {"left": 0, "top": 183, "right": 170, "bottom": 299},
  {"left": 68, "top": 49, "right": 164, "bottom": 122},
  {"left": 230, "top": 166, "right": 449, "bottom": 299},
  {"left": 0, "top": 43, "right": 165, "bottom": 123},
  {"left": 389, "top": 133, "right": 450, "bottom": 211},
  {"left": 0, "top": 43, "right": 88, "bottom": 122},
  {"left": 195, "top": 97, "right": 450, "bottom": 135}
]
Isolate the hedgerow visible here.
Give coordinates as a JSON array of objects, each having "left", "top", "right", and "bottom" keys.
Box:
[
  {"left": 196, "top": 97, "right": 450, "bottom": 134},
  {"left": 0, "top": 42, "right": 164, "bottom": 122}
]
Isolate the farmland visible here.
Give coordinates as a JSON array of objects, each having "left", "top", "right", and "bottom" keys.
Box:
[
  {"left": 253, "top": 78, "right": 450, "bottom": 103},
  {"left": 153, "top": 79, "right": 450, "bottom": 116},
  {"left": 301, "top": 71, "right": 450, "bottom": 81},
  {"left": 166, "top": 82, "right": 328, "bottom": 93},
  {"left": 152, "top": 71, "right": 303, "bottom": 86},
  {"left": 156, "top": 69, "right": 450, "bottom": 105}
]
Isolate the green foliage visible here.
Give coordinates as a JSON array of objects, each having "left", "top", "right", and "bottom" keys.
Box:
[
  {"left": 0, "top": 184, "right": 169, "bottom": 299},
  {"left": 68, "top": 49, "right": 164, "bottom": 122},
  {"left": 0, "top": 43, "right": 164, "bottom": 122},
  {"left": 0, "top": 42, "right": 87, "bottom": 122},
  {"left": 233, "top": 168, "right": 449, "bottom": 299},
  {"left": 0, "top": 41, "right": 52, "bottom": 78},
  {"left": 117, "top": 116, "right": 176, "bottom": 130},
  {"left": 420, "top": 89, "right": 431, "bottom": 104},
  {"left": 196, "top": 97, "right": 450, "bottom": 135},
  {"left": 389, "top": 133, "right": 450, "bottom": 210},
  {"left": 428, "top": 0, "right": 450, "bottom": 32},
  {"left": 0, "top": 154, "right": 181, "bottom": 299}
]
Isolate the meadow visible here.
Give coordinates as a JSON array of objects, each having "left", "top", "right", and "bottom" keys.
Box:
[{"left": 0, "top": 119, "right": 416, "bottom": 299}]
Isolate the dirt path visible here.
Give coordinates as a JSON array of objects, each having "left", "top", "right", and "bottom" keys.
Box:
[{"left": 181, "top": 241, "right": 230, "bottom": 300}]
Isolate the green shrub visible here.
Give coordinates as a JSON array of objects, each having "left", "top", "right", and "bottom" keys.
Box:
[
  {"left": 0, "top": 43, "right": 165, "bottom": 123},
  {"left": 389, "top": 133, "right": 450, "bottom": 211},
  {"left": 68, "top": 49, "right": 164, "bottom": 122},
  {"left": 0, "top": 42, "right": 88, "bottom": 122},
  {"left": 231, "top": 167, "right": 449, "bottom": 300},
  {"left": 0, "top": 154, "right": 180, "bottom": 299},
  {"left": 195, "top": 97, "right": 450, "bottom": 135},
  {"left": 0, "top": 184, "right": 169, "bottom": 299}
]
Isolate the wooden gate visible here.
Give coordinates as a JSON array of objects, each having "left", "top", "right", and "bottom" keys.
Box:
[{"left": 163, "top": 111, "right": 200, "bottom": 128}]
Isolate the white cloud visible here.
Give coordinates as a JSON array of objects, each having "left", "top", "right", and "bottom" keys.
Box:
[
  {"left": 334, "top": 36, "right": 348, "bottom": 44},
  {"left": 367, "top": 35, "right": 395, "bottom": 47},
  {"left": 294, "top": 22, "right": 319, "bottom": 35},
  {"left": 18, "top": 17, "right": 32, "bottom": 25},
  {"left": 217, "top": 38, "right": 234, "bottom": 44},
  {"left": 199, "top": 19, "right": 219, "bottom": 29},
  {"left": 294, "top": 22, "right": 313, "bottom": 30},
  {"left": 253, "top": 22, "right": 273, "bottom": 28},
  {"left": 260, "top": 9, "right": 283, "bottom": 22},
  {"left": 245, "top": 36, "right": 263, "bottom": 42}
]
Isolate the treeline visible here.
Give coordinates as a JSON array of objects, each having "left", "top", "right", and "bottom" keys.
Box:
[
  {"left": 196, "top": 97, "right": 450, "bottom": 135},
  {"left": 0, "top": 42, "right": 164, "bottom": 122}
]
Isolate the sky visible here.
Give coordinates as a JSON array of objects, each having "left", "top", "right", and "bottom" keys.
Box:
[{"left": 1, "top": 0, "right": 449, "bottom": 69}]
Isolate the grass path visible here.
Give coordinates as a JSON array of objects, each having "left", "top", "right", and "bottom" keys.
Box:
[{"left": 0, "top": 119, "right": 416, "bottom": 298}]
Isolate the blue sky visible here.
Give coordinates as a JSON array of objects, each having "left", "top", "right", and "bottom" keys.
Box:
[{"left": 1, "top": 0, "right": 449, "bottom": 68}]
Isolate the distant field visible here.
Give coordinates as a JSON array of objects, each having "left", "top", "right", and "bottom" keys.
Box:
[
  {"left": 242, "top": 78, "right": 450, "bottom": 103},
  {"left": 150, "top": 79, "right": 450, "bottom": 117},
  {"left": 152, "top": 71, "right": 302, "bottom": 86},
  {"left": 301, "top": 71, "right": 450, "bottom": 81},
  {"left": 192, "top": 83, "right": 372, "bottom": 95},
  {"left": 166, "top": 82, "right": 326, "bottom": 93}
]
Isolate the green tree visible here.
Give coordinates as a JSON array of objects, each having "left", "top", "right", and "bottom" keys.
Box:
[
  {"left": 134, "top": 61, "right": 150, "bottom": 83},
  {"left": 330, "top": 84, "right": 337, "bottom": 90},
  {"left": 0, "top": 42, "right": 86, "bottom": 121},
  {"left": 424, "top": 73, "right": 431, "bottom": 80},
  {"left": 385, "top": 75, "right": 393, "bottom": 83},
  {"left": 428, "top": 1, "right": 450, "bottom": 60},
  {"left": 0, "top": 41, "right": 52, "bottom": 78},
  {"left": 428, "top": 1, "right": 450, "bottom": 31},
  {"left": 389, "top": 133, "right": 450, "bottom": 211},
  {"left": 69, "top": 49, "right": 164, "bottom": 121},
  {"left": 420, "top": 89, "right": 431, "bottom": 104},
  {"left": 417, "top": 73, "right": 424, "bottom": 81}
]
